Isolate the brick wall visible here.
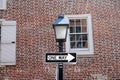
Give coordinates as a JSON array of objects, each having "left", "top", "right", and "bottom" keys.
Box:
[{"left": 0, "top": 0, "right": 120, "bottom": 80}]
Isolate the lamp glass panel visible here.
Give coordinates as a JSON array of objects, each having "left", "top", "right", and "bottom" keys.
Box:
[{"left": 55, "top": 26, "right": 67, "bottom": 39}]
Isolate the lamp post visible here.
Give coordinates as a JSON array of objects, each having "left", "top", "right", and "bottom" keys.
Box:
[{"left": 53, "top": 13, "right": 69, "bottom": 80}]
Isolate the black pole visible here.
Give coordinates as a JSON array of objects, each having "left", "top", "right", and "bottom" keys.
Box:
[
  {"left": 57, "top": 42, "right": 63, "bottom": 80},
  {"left": 59, "top": 42, "right": 63, "bottom": 52},
  {"left": 58, "top": 63, "right": 63, "bottom": 80}
]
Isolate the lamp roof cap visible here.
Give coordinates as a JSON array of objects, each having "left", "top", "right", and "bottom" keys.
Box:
[{"left": 53, "top": 13, "right": 69, "bottom": 26}]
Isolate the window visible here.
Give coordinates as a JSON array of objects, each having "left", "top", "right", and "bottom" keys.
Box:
[
  {"left": 69, "top": 19, "right": 88, "bottom": 48},
  {"left": 65, "top": 14, "right": 94, "bottom": 55},
  {"left": 0, "top": 0, "right": 7, "bottom": 10}
]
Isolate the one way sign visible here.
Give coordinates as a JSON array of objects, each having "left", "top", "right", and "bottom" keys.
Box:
[{"left": 46, "top": 53, "right": 76, "bottom": 63}]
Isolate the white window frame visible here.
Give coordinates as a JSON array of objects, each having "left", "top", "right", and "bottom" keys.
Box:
[{"left": 65, "top": 14, "right": 94, "bottom": 55}]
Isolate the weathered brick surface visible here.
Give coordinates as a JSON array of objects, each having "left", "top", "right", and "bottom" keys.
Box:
[{"left": 0, "top": 0, "right": 120, "bottom": 80}]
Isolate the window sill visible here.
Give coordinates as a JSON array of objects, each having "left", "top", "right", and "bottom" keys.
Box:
[
  {"left": 77, "top": 54, "right": 94, "bottom": 57},
  {"left": 0, "top": 19, "right": 5, "bottom": 22},
  {"left": 69, "top": 49, "right": 94, "bottom": 56}
]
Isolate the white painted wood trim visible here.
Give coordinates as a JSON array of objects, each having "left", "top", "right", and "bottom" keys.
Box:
[
  {"left": 0, "top": 20, "right": 16, "bottom": 66},
  {"left": 65, "top": 14, "right": 94, "bottom": 55},
  {"left": 2, "top": 21, "right": 16, "bottom": 26}
]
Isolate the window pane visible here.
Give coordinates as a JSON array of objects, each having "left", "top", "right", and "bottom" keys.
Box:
[
  {"left": 70, "top": 42, "right": 75, "bottom": 48},
  {"left": 70, "top": 20, "right": 74, "bottom": 26},
  {"left": 69, "top": 18, "right": 89, "bottom": 49},
  {"left": 77, "top": 42, "right": 82, "bottom": 48},
  {"left": 82, "top": 34, "right": 87, "bottom": 40},
  {"left": 83, "top": 41, "right": 88, "bottom": 48},
  {"left": 76, "top": 19, "right": 80, "bottom": 25},
  {"left": 76, "top": 34, "right": 82, "bottom": 41},
  {"left": 70, "top": 34, "right": 75, "bottom": 41},
  {"left": 82, "top": 19, "right": 87, "bottom": 25},
  {"left": 82, "top": 26, "right": 87, "bottom": 32},
  {"left": 70, "top": 27, "right": 75, "bottom": 33},
  {"left": 76, "top": 26, "right": 81, "bottom": 33}
]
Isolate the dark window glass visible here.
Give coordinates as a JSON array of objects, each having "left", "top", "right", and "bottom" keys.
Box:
[
  {"left": 76, "top": 19, "right": 81, "bottom": 25},
  {"left": 82, "top": 26, "right": 87, "bottom": 32},
  {"left": 70, "top": 42, "right": 75, "bottom": 48},
  {"left": 77, "top": 42, "right": 82, "bottom": 48},
  {"left": 70, "top": 20, "right": 74, "bottom": 26},
  {"left": 70, "top": 27, "right": 75, "bottom": 33},
  {"left": 76, "top": 34, "right": 82, "bottom": 41},
  {"left": 76, "top": 26, "right": 81, "bottom": 33},
  {"left": 83, "top": 41, "right": 88, "bottom": 48},
  {"left": 70, "top": 34, "right": 75, "bottom": 41},
  {"left": 69, "top": 19, "right": 88, "bottom": 49},
  {"left": 82, "top": 19, "right": 87, "bottom": 25},
  {"left": 82, "top": 34, "right": 87, "bottom": 40}
]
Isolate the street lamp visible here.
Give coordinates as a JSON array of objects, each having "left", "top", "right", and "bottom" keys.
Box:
[
  {"left": 53, "top": 13, "right": 69, "bottom": 42},
  {"left": 53, "top": 13, "right": 69, "bottom": 80}
]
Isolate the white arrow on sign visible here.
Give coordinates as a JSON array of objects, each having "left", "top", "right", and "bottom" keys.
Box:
[{"left": 67, "top": 53, "right": 75, "bottom": 62}]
